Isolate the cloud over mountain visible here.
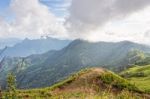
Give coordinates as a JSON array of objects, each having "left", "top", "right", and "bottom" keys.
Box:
[
  {"left": 66, "top": 0, "right": 150, "bottom": 44},
  {"left": 67, "top": 0, "right": 150, "bottom": 33}
]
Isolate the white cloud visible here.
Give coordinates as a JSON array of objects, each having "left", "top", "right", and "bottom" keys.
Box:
[
  {"left": 83, "top": 7, "right": 150, "bottom": 45},
  {"left": 0, "top": 17, "right": 11, "bottom": 37},
  {"left": 66, "top": 0, "right": 150, "bottom": 44},
  {"left": 67, "top": 0, "right": 150, "bottom": 31},
  {"left": 0, "top": 0, "right": 150, "bottom": 45},
  {"left": 0, "top": 0, "right": 68, "bottom": 39}
]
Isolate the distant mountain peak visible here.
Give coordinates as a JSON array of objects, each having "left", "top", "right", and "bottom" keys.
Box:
[{"left": 0, "top": 38, "right": 71, "bottom": 57}]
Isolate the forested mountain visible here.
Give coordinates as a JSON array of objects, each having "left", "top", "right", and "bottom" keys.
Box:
[{"left": 0, "top": 40, "right": 150, "bottom": 89}]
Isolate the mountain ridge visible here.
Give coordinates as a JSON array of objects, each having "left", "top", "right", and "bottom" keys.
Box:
[
  {"left": 0, "top": 40, "right": 150, "bottom": 89},
  {"left": 0, "top": 37, "right": 71, "bottom": 57}
]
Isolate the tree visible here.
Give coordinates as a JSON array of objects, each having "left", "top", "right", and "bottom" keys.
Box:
[{"left": 6, "top": 73, "right": 17, "bottom": 99}]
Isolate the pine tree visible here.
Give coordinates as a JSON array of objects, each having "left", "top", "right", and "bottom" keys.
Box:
[{"left": 6, "top": 73, "right": 17, "bottom": 99}]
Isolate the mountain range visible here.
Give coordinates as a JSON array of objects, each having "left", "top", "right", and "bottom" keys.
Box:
[
  {"left": 0, "top": 37, "right": 71, "bottom": 57},
  {"left": 0, "top": 39, "right": 150, "bottom": 89},
  {"left": 0, "top": 38, "right": 21, "bottom": 49}
]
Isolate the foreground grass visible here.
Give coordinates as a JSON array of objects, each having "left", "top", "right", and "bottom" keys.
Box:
[
  {"left": 3, "top": 90, "right": 144, "bottom": 99},
  {"left": 2, "top": 88, "right": 144, "bottom": 99}
]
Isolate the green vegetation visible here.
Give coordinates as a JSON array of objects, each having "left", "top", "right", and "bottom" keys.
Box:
[
  {"left": 5, "top": 73, "right": 17, "bottom": 98},
  {"left": 135, "top": 57, "right": 150, "bottom": 66},
  {"left": 2, "top": 68, "right": 147, "bottom": 99},
  {"left": 121, "top": 65, "right": 150, "bottom": 93},
  {"left": 100, "top": 71, "right": 140, "bottom": 92}
]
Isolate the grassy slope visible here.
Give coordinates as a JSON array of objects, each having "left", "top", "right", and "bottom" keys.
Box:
[
  {"left": 3, "top": 68, "right": 147, "bottom": 99},
  {"left": 120, "top": 65, "right": 150, "bottom": 93}
]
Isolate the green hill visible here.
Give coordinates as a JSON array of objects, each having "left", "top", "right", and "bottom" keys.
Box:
[
  {"left": 3, "top": 68, "right": 148, "bottom": 99},
  {"left": 120, "top": 65, "right": 150, "bottom": 93}
]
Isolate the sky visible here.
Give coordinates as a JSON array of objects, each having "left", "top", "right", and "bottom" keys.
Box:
[{"left": 0, "top": 0, "right": 150, "bottom": 45}]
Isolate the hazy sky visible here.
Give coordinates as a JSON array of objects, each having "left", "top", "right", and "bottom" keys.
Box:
[{"left": 0, "top": 0, "right": 150, "bottom": 44}]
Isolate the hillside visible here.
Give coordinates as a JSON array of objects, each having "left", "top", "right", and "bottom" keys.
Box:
[
  {"left": 120, "top": 65, "right": 150, "bottom": 93},
  {"left": 3, "top": 68, "right": 147, "bottom": 99},
  {"left": 0, "top": 40, "right": 150, "bottom": 89},
  {"left": 0, "top": 37, "right": 71, "bottom": 57}
]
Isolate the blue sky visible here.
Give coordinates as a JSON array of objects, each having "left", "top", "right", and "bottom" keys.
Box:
[
  {"left": 40, "top": 0, "right": 69, "bottom": 17},
  {"left": 0, "top": 0, "right": 68, "bottom": 18},
  {"left": 0, "top": 0, "right": 10, "bottom": 16},
  {"left": 0, "top": 0, "right": 10, "bottom": 10}
]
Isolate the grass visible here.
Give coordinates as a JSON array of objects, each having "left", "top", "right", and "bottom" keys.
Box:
[
  {"left": 1, "top": 67, "right": 148, "bottom": 99},
  {"left": 120, "top": 65, "right": 150, "bottom": 93},
  {"left": 100, "top": 71, "right": 140, "bottom": 92},
  {"left": 2, "top": 89, "right": 144, "bottom": 99}
]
